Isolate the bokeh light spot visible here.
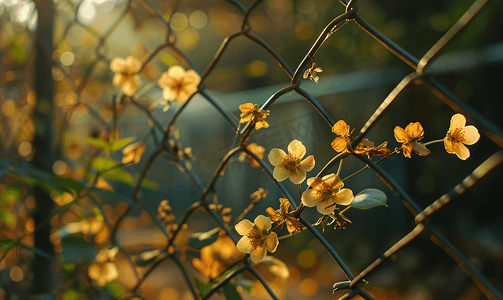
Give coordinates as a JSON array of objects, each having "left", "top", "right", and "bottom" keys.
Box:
[
  {"left": 52, "top": 160, "right": 68, "bottom": 176},
  {"left": 9, "top": 266, "right": 23, "bottom": 282},
  {"left": 294, "top": 20, "right": 314, "bottom": 40},
  {"left": 60, "top": 51, "right": 75, "bottom": 66},
  {"left": 2, "top": 100, "right": 16, "bottom": 117},
  {"left": 177, "top": 28, "right": 200, "bottom": 52},
  {"left": 25, "top": 195, "right": 36, "bottom": 209},
  {"left": 298, "top": 278, "right": 318, "bottom": 296},
  {"left": 18, "top": 141, "right": 32, "bottom": 157},
  {"left": 297, "top": 249, "right": 316, "bottom": 268},
  {"left": 158, "top": 287, "right": 179, "bottom": 300},
  {"left": 171, "top": 12, "right": 189, "bottom": 31},
  {"left": 189, "top": 10, "right": 208, "bottom": 30},
  {"left": 246, "top": 60, "right": 268, "bottom": 77},
  {"left": 296, "top": 0, "right": 315, "bottom": 14}
]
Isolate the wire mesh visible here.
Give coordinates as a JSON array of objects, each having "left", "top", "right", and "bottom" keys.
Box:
[{"left": 0, "top": 0, "right": 502, "bottom": 299}]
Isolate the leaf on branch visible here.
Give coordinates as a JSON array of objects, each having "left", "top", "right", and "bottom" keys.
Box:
[
  {"left": 194, "top": 278, "right": 212, "bottom": 298},
  {"left": 188, "top": 232, "right": 218, "bottom": 250},
  {"left": 223, "top": 283, "right": 242, "bottom": 300},
  {"left": 351, "top": 189, "right": 387, "bottom": 210},
  {"left": 87, "top": 138, "right": 111, "bottom": 152},
  {"left": 135, "top": 249, "right": 161, "bottom": 266},
  {"left": 110, "top": 138, "right": 134, "bottom": 152},
  {"left": 55, "top": 177, "right": 86, "bottom": 196}
]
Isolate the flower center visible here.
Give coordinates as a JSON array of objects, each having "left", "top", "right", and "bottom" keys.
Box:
[
  {"left": 247, "top": 226, "right": 266, "bottom": 248},
  {"left": 282, "top": 154, "right": 299, "bottom": 172},
  {"left": 316, "top": 182, "right": 335, "bottom": 202},
  {"left": 447, "top": 128, "right": 465, "bottom": 143}
]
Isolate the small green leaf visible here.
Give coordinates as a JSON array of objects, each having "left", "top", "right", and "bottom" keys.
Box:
[
  {"left": 104, "top": 281, "right": 125, "bottom": 297},
  {"left": 223, "top": 283, "right": 242, "bottom": 300},
  {"left": 87, "top": 138, "right": 110, "bottom": 152},
  {"left": 0, "top": 238, "right": 15, "bottom": 249},
  {"left": 60, "top": 235, "right": 97, "bottom": 263},
  {"left": 194, "top": 278, "right": 212, "bottom": 298},
  {"left": 91, "top": 157, "right": 119, "bottom": 171},
  {"left": 135, "top": 249, "right": 161, "bottom": 266},
  {"left": 55, "top": 177, "right": 86, "bottom": 195},
  {"left": 142, "top": 178, "right": 159, "bottom": 190},
  {"left": 110, "top": 138, "right": 134, "bottom": 152},
  {"left": 351, "top": 188, "right": 387, "bottom": 210},
  {"left": 188, "top": 233, "right": 218, "bottom": 250}
]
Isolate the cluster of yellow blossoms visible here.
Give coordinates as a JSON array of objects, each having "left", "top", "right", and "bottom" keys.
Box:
[{"left": 110, "top": 56, "right": 201, "bottom": 111}]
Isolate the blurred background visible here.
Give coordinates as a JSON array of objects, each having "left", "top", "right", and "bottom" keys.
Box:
[{"left": 1, "top": 0, "right": 503, "bottom": 299}]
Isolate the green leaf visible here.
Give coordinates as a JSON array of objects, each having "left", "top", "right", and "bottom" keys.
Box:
[
  {"left": 61, "top": 285, "right": 86, "bottom": 300},
  {"left": 0, "top": 238, "right": 15, "bottom": 249},
  {"left": 110, "top": 138, "right": 134, "bottom": 152},
  {"left": 142, "top": 178, "right": 159, "bottom": 190},
  {"left": 0, "top": 186, "right": 21, "bottom": 204},
  {"left": 135, "top": 249, "right": 161, "bottom": 266},
  {"left": 104, "top": 281, "right": 125, "bottom": 297},
  {"left": 188, "top": 233, "right": 218, "bottom": 250},
  {"left": 55, "top": 177, "right": 86, "bottom": 195},
  {"left": 223, "top": 283, "right": 242, "bottom": 300},
  {"left": 0, "top": 210, "right": 17, "bottom": 227},
  {"left": 60, "top": 235, "right": 97, "bottom": 263},
  {"left": 87, "top": 138, "right": 110, "bottom": 152},
  {"left": 194, "top": 278, "right": 212, "bottom": 298},
  {"left": 351, "top": 189, "right": 387, "bottom": 210},
  {"left": 91, "top": 157, "right": 120, "bottom": 171}
]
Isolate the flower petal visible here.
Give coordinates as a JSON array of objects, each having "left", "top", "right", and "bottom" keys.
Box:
[
  {"left": 317, "top": 199, "right": 336, "bottom": 215},
  {"left": 268, "top": 149, "right": 286, "bottom": 166},
  {"left": 254, "top": 215, "right": 272, "bottom": 231},
  {"left": 236, "top": 236, "right": 253, "bottom": 253},
  {"left": 334, "top": 188, "right": 354, "bottom": 205},
  {"left": 87, "top": 263, "right": 101, "bottom": 280},
  {"left": 183, "top": 70, "right": 201, "bottom": 85},
  {"left": 162, "top": 87, "right": 177, "bottom": 101},
  {"left": 413, "top": 142, "right": 431, "bottom": 156},
  {"left": 298, "top": 155, "right": 315, "bottom": 172},
  {"left": 265, "top": 232, "right": 278, "bottom": 253},
  {"left": 289, "top": 167, "right": 306, "bottom": 184},
  {"left": 394, "top": 126, "right": 408, "bottom": 143},
  {"left": 104, "top": 262, "right": 119, "bottom": 281},
  {"left": 288, "top": 140, "right": 306, "bottom": 159},
  {"left": 110, "top": 58, "right": 125, "bottom": 73},
  {"left": 125, "top": 56, "right": 141, "bottom": 73},
  {"left": 405, "top": 122, "right": 424, "bottom": 139},
  {"left": 167, "top": 65, "right": 186, "bottom": 81},
  {"left": 112, "top": 74, "right": 124, "bottom": 87},
  {"left": 306, "top": 177, "right": 316, "bottom": 187},
  {"left": 239, "top": 103, "right": 254, "bottom": 113},
  {"left": 273, "top": 165, "right": 290, "bottom": 182},
  {"left": 463, "top": 125, "right": 480, "bottom": 145},
  {"left": 301, "top": 189, "right": 319, "bottom": 207},
  {"left": 322, "top": 173, "right": 343, "bottom": 189},
  {"left": 332, "top": 120, "right": 349, "bottom": 136},
  {"left": 450, "top": 113, "right": 466, "bottom": 130},
  {"left": 401, "top": 143, "right": 413, "bottom": 158},
  {"left": 455, "top": 143, "right": 470, "bottom": 160},
  {"left": 444, "top": 138, "right": 456, "bottom": 154},
  {"left": 250, "top": 246, "right": 267, "bottom": 263},
  {"left": 331, "top": 137, "right": 347, "bottom": 152},
  {"left": 235, "top": 219, "right": 253, "bottom": 235}
]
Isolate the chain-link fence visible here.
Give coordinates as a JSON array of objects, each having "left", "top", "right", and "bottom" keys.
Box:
[{"left": 1, "top": 0, "right": 503, "bottom": 299}]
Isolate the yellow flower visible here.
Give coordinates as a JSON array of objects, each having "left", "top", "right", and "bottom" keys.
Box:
[
  {"left": 301, "top": 174, "right": 354, "bottom": 215},
  {"left": 87, "top": 248, "right": 119, "bottom": 287},
  {"left": 157, "top": 65, "right": 201, "bottom": 108},
  {"left": 110, "top": 56, "right": 142, "bottom": 96},
  {"left": 239, "top": 103, "right": 270, "bottom": 130},
  {"left": 331, "top": 120, "right": 353, "bottom": 152},
  {"left": 268, "top": 139, "right": 315, "bottom": 184},
  {"left": 394, "top": 122, "right": 430, "bottom": 158},
  {"left": 444, "top": 113, "right": 480, "bottom": 160},
  {"left": 303, "top": 62, "right": 323, "bottom": 83},
  {"left": 122, "top": 141, "right": 146, "bottom": 164},
  {"left": 266, "top": 198, "right": 303, "bottom": 234},
  {"left": 192, "top": 235, "right": 243, "bottom": 279},
  {"left": 239, "top": 143, "right": 266, "bottom": 167},
  {"left": 353, "top": 138, "right": 392, "bottom": 159},
  {"left": 235, "top": 215, "right": 278, "bottom": 263}
]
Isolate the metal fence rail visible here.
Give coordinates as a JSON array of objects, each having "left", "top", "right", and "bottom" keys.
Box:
[{"left": 2, "top": 0, "right": 503, "bottom": 298}]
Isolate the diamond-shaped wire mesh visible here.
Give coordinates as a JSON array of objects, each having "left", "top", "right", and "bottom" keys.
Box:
[{"left": 1, "top": 0, "right": 503, "bottom": 299}]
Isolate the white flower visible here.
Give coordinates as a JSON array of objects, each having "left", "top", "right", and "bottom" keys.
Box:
[
  {"left": 235, "top": 215, "right": 278, "bottom": 263},
  {"left": 268, "top": 139, "right": 315, "bottom": 184},
  {"left": 110, "top": 56, "right": 142, "bottom": 96},
  {"left": 301, "top": 173, "right": 354, "bottom": 215},
  {"left": 157, "top": 65, "right": 200, "bottom": 108},
  {"left": 444, "top": 113, "right": 480, "bottom": 160}
]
